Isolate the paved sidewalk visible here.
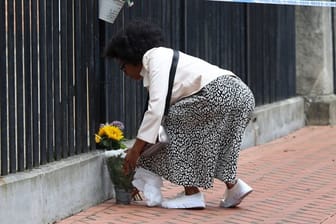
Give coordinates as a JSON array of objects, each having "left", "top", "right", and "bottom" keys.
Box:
[{"left": 57, "top": 126, "right": 336, "bottom": 224}]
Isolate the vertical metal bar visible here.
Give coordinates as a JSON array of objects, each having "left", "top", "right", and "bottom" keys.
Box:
[
  {"left": 87, "top": 0, "right": 97, "bottom": 150},
  {"left": 16, "top": 0, "right": 25, "bottom": 172},
  {"left": 180, "top": 0, "right": 187, "bottom": 52},
  {"left": 240, "top": 4, "right": 248, "bottom": 81},
  {"left": 45, "top": 0, "right": 54, "bottom": 162},
  {"left": 74, "top": 0, "right": 84, "bottom": 153},
  {"left": 39, "top": 0, "right": 47, "bottom": 165},
  {"left": 95, "top": 5, "right": 106, "bottom": 143},
  {"left": 67, "top": 0, "right": 75, "bottom": 156},
  {"left": 24, "top": 0, "right": 33, "bottom": 170},
  {"left": 114, "top": 4, "right": 129, "bottom": 135},
  {"left": 333, "top": 8, "right": 336, "bottom": 94},
  {"left": 0, "top": 0, "right": 8, "bottom": 175},
  {"left": 81, "top": 0, "right": 88, "bottom": 152},
  {"left": 103, "top": 24, "right": 111, "bottom": 124},
  {"left": 7, "top": 0, "right": 17, "bottom": 174},
  {"left": 246, "top": 4, "right": 262, "bottom": 106},
  {"left": 60, "top": 0, "right": 69, "bottom": 158},
  {"left": 53, "top": 0, "right": 61, "bottom": 160},
  {"left": 276, "top": 5, "right": 282, "bottom": 100},
  {"left": 232, "top": 3, "right": 247, "bottom": 78},
  {"left": 274, "top": 6, "right": 280, "bottom": 101},
  {"left": 286, "top": 6, "right": 296, "bottom": 98},
  {"left": 277, "top": 6, "right": 284, "bottom": 100},
  {"left": 31, "top": 0, "right": 39, "bottom": 167},
  {"left": 261, "top": 5, "right": 267, "bottom": 104},
  {"left": 263, "top": 5, "right": 272, "bottom": 104}
]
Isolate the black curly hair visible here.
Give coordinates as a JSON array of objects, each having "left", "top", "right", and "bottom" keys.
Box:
[{"left": 104, "top": 20, "right": 165, "bottom": 65}]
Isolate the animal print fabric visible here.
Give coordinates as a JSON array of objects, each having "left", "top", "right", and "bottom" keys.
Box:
[{"left": 138, "top": 75, "right": 255, "bottom": 189}]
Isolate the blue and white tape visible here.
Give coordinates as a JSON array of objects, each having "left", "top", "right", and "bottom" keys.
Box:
[{"left": 208, "top": 0, "right": 336, "bottom": 7}]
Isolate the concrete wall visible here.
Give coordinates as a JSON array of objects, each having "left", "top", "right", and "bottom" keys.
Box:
[
  {"left": 0, "top": 152, "right": 113, "bottom": 224},
  {"left": 241, "top": 97, "right": 305, "bottom": 149},
  {"left": 0, "top": 96, "right": 305, "bottom": 224},
  {"left": 296, "top": 6, "right": 336, "bottom": 125},
  {"left": 296, "top": 6, "right": 334, "bottom": 96}
]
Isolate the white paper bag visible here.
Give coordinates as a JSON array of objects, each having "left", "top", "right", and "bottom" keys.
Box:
[{"left": 132, "top": 167, "right": 163, "bottom": 207}]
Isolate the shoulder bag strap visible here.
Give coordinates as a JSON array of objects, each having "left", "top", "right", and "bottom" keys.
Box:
[
  {"left": 164, "top": 49, "right": 179, "bottom": 116},
  {"left": 143, "top": 49, "right": 180, "bottom": 117}
]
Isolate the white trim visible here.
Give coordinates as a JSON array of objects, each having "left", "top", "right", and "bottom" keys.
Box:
[{"left": 207, "top": 0, "right": 336, "bottom": 7}]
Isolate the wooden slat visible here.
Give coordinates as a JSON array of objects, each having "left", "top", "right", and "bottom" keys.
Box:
[
  {"left": 7, "top": 0, "right": 17, "bottom": 173},
  {"left": 24, "top": 0, "right": 33, "bottom": 170},
  {"left": 0, "top": 0, "right": 8, "bottom": 175},
  {"left": 16, "top": 0, "right": 25, "bottom": 172}
]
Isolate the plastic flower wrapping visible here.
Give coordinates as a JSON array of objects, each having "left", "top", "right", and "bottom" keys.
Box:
[{"left": 95, "top": 121, "right": 142, "bottom": 201}]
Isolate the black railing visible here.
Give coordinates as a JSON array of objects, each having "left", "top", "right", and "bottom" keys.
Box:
[
  {"left": 103, "top": 1, "right": 297, "bottom": 137},
  {"left": 0, "top": 0, "right": 102, "bottom": 175},
  {"left": 1, "top": 0, "right": 296, "bottom": 176},
  {"left": 333, "top": 8, "right": 336, "bottom": 94}
]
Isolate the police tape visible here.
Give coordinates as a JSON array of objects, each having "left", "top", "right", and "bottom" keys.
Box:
[{"left": 208, "top": 0, "right": 336, "bottom": 7}]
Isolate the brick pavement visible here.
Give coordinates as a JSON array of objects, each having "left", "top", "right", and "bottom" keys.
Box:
[{"left": 57, "top": 126, "right": 336, "bottom": 224}]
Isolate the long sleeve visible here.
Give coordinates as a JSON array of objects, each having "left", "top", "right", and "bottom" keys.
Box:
[{"left": 136, "top": 49, "right": 173, "bottom": 144}]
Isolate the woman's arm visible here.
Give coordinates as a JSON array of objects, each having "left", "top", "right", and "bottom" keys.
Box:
[{"left": 123, "top": 138, "right": 147, "bottom": 174}]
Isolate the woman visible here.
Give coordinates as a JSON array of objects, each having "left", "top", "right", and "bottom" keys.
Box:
[{"left": 104, "top": 20, "right": 255, "bottom": 209}]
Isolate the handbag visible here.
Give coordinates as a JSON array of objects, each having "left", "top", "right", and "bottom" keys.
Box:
[{"left": 141, "top": 50, "right": 179, "bottom": 157}]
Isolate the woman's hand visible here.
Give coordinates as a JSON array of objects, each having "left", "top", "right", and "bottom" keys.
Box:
[
  {"left": 123, "top": 138, "right": 147, "bottom": 175},
  {"left": 123, "top": 147, "right": 141, "bottom": 175}
]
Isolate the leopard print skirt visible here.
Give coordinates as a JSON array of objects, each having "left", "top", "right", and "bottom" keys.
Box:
[{"left": 138, "top": 75, "right": 255, "bottom": 189}]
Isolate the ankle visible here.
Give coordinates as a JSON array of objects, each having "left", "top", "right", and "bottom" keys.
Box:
[
  {"left": 226, "top": 179, "right": 238, "bottom": 189},
  {"left": 184, "top": 186, "right": 200, "bottom": 195}
]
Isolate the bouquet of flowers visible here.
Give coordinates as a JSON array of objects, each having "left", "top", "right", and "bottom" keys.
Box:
[
  {"left": 95, "top": 121, "right": 127, "bottom": 150},
  {"left": 95, "top": 121, "right": 141, "bottom": 204}
]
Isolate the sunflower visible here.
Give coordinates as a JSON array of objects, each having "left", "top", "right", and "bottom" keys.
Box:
[
  {"left": 95, "top": 122, "right": 126, "bottom": 150},
  {"left": 95, "top": 134, "right": 102, "bottom": 144},
  {"left": 104, "top": 125, "right": 124, "bottom": 141}
]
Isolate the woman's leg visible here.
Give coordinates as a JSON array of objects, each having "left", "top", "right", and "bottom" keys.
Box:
[
  {"left": 206, "top": 76, "right": 254, "bottom": 207},
  {"left": 221, "top": 179, "right": 253, "bottom": 208},
  {"left": 184, "top": 186, "right": 200, "bottom": 195},
  {"left": 225, "top": 180, "right": 238, "bottom": 189}
]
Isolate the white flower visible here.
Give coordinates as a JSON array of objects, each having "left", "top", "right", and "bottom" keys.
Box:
[{"left": 104, "top": 149, "right": 126, "bottom": 158}]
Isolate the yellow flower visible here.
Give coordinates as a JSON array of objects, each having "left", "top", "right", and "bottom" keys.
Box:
[
  {"left": 95, "top": 122, "right": 126, "bottom": 150},
  {"left": 95, "top": 134, "right": 102, "bottom": 143},
  {"left": 98, "top": 126, "right": 106, "bottom": 136},
  {"left": 105, "top": 126, "right": 124, "bottom": 141},
  {"left": 97, "top": 125, "right": 124, "bottom": 141}
]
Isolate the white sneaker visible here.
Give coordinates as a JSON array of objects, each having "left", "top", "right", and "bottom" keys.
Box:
[
  {"left": 220, "top": 179, "right": 253, "bottom": 208},
  {"left": 161, "top": 192, "right": 206, "bottom": 209}
]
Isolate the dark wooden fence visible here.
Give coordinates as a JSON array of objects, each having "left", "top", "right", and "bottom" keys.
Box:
[
  {"left": 334, "top": 8, "right": 336, "bottom": 94},
  {"left": 0, "top": 0, "right": 102, "bottom": 175},
  {"left": 103, "top": 1, "right": 297, "bottom": 137},
  {"left": 0, "top": 0, "right": 297, "bottom": 176}
]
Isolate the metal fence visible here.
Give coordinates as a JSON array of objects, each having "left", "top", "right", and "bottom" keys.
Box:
[
  {"left": 0, "top": 0, "right": 297, "bottom": 176},
  {"left": 0, "top": 0, "right": 102, "bottom": 175},
  {"left": 103, "top": 1, "right": 297, "bottom": 137},
  {"left": 333, "top": 9, "right": 336, "bottom": 94}
]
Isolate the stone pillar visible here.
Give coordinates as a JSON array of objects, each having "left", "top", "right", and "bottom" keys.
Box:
[{"left": 296, "top": 6, "right": 336, "bottom": 125}]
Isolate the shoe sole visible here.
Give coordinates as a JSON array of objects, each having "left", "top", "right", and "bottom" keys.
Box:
[
  {"left": 162, "top": 206, "right": 206, "bottom": 210},
  {"left": 220, "top": 189, "right": 253, "bottom": 208},
  {"left": 162, "top": 204, "right": 206, "bottom": 209},
  {"left": 185, "top": 206, "right": 206, "bottom": 210},
  {"left": 161, "top": 192, "right": 206, "bottom": 209}
]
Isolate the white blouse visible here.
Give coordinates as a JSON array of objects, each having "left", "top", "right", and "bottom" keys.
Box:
[{"left": 137, "top": 47, "right": 236, "bottom": 144}]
